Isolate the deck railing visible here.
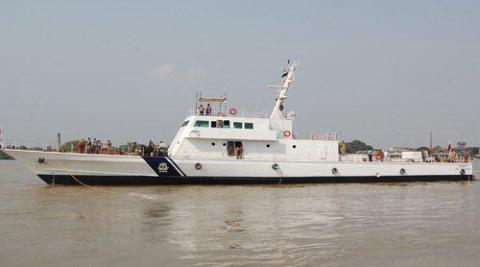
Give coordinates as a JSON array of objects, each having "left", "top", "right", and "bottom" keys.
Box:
[{"left": 189, "top": 109, "right": 298, "bottom": 119}]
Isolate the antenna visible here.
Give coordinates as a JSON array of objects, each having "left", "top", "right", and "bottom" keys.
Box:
[{"left": 270, "top": 60, "right": 299, "bottom": 119}]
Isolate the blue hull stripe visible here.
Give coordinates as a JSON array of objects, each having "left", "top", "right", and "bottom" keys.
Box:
[
  {"left": 165, "top": 157, "right": 186, "bottom": 177},
  {"left": 141, "top": 156, "right": 183, "bottom": 177}
]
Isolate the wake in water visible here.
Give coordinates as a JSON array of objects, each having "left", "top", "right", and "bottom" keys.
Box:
[{"left": 128, "top": 192, "right": 160, "bottom": 200}]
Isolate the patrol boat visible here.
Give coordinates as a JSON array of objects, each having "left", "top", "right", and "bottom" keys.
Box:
[{"left": 3, "top": 61, "right": 474, "bottom": 184}]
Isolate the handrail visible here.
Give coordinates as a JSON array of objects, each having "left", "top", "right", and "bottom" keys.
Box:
[{"left": 188, "top": 109, "right": 300, "bottom": 120}]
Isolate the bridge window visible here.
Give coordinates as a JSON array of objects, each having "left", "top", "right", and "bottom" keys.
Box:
[
  {"left": 181, "top": 120, "right": 189, "bottom": 127},
  {"left": 233, "top": 122, "right": 243, "bottom": 129},
  {"left": 194, "top": 120, "right": 209, "bottom": 127},
  {"left": 245, "top": 123, "right": 254, "bottom": 129},
  {"left": 223, "top": 120, "right": 230, "bottom": 128}
]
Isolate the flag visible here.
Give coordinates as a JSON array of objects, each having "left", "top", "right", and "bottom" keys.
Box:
[{"left": 0, "top": 128, "right": 3, "bottom": 148}]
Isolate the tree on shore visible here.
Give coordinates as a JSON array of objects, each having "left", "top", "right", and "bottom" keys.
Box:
[
  {"left": 416, "top": 146, "right": 431, "bottom": 152},
  {"left": 59, "top": 140, "right": 80, "bottom": 152},
  {"left": 471, "top": 147, "right": 479, "bottom": 157},
  {"left": 343, "top": 140, "right": 374, "bottom": 153}
]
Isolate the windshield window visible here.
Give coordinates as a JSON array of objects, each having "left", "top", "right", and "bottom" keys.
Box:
[
  {"left": 194, "top": 120, "right": 209, "bottom": 127},
  {"left": 223, "top": 120, "right": 230, "bottom": 128}
]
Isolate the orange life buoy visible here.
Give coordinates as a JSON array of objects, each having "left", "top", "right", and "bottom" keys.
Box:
[
  {"left": 229, "top": 108, "right": 237, "bottom": 116},
  {"left": 283, "top": 130, "right": 291, "bottom": 138}
]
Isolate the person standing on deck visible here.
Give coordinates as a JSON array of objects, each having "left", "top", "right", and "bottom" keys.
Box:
[
  {"left": 147, "top": 140, "right": 154, "bottom": 156},
  {"left": 449, "top": 149, "right": 457, "bottom": 163},
  {"left": 367, "top": 149, "right": 373, "bottom": 162},
  {"left": 78, "top": 138, "right": 86, "bottom": 153},
  {"left": 206, "top": 103, "right": 212, "bottom": 116},
  {"left": 159, "top": 141, "right": 168, "bottom": 156},
  {"left": 199, "top": 104, "right": 205, "bottom": 115},
  {"left": 86, "top": 137, "right": 92, "bottom": 153},
  {"left": 234, "top": 144, "right": 243, "bottom": 159}
]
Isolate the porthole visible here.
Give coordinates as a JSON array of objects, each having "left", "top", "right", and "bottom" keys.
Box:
[
  {"left": 211, "top": 142, "right": 215, "bottom": 146},
  {"left": 266, "top": 144, "right": 271, "bottom": 148},
  {"left": 223, "top": 143, "right": 226, "bottom": 146},
  {"left": 292, "top": 145, "right": 297, "bottom": 149}
]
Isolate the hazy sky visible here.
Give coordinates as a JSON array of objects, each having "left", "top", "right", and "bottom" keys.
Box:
[{"left": 1, "top": 0, "right": 479, "bottom": 148}]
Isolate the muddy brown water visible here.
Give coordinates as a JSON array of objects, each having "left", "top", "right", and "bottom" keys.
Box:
[{"left": 1, "top": 160, "right": 479, "bottom": 267}]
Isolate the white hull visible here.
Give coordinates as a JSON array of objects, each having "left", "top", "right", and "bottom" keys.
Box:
[
  {"left": 4, "top": 149, "right": 474, "bottom": 185},
  {"left": 174, "top": 159, "right": 472, "bottom": 178}
]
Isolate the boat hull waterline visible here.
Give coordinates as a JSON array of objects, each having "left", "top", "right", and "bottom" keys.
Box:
[{"left": 5, "top": 149, "right": 474, "bottom": 185}]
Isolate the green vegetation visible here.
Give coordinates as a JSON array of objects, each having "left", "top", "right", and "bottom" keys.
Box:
[
  {"left": 119, "top": 142, "right": 142, "bottom": 153},
  {"left": 471, "top": 147, "right": 479, "bottom": 157},
  {"left": 0, "top": 150, "right": 13, "bottom": 160},
  {"left": 416, "top": 146, "right": 431, "bottom": 152},
  {"left": 343, "top": 140, "right": 374, "bottom": 154},
  {"left": 59, "top": 140, "right": 79, "bottom": 152}
]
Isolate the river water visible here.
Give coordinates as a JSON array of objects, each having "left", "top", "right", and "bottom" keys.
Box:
[{"left": 1, "top": 160, "right": 479, "bottom": 267}]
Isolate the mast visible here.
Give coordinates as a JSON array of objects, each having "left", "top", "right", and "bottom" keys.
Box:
[{"left": 270, "top": 60, "right": 298, "bottom": 119}]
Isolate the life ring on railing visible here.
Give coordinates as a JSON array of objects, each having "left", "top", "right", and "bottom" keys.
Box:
[
  {"left": 229, "top": 108, "right": 237, "bottom": 116},
  {"left": 195, "top": 163, "right": 202, "bottom": 170},
  {"left": 283, "top": 130, "right": 291, "bottom": 138}
]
